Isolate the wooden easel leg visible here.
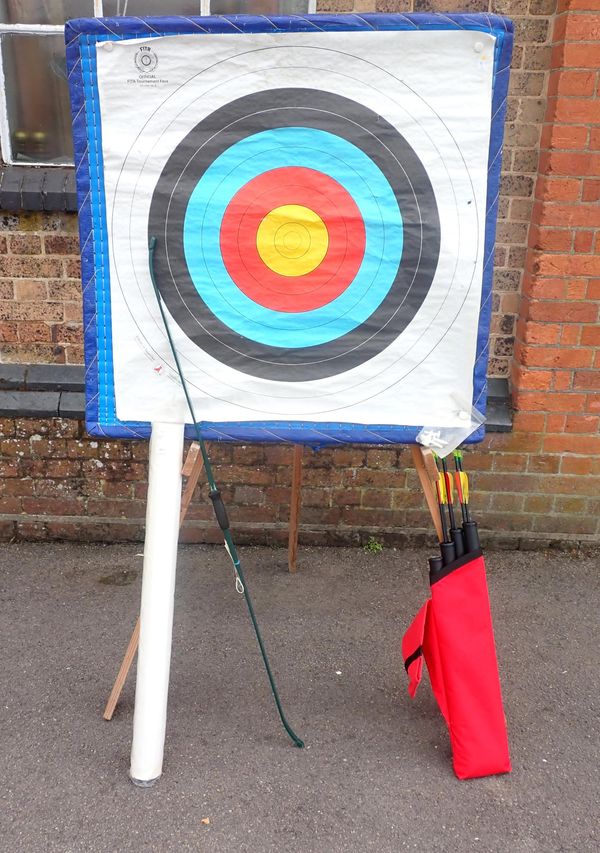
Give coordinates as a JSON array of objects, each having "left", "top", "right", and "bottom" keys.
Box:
[
  {"left": 411, "top": 445, "right": 444, "bottom": 543},
  {"left": 288, "top": 444, "right": 303, "bottom": 573},
  {"left": 103, "top": 618, "right": 140, "bottom": 721},
  {"left": 103, "top": 440, "right": 204, "bottom": 721}
]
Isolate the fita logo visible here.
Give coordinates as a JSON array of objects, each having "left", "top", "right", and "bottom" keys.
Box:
[{"left": 134, "top": 45, "right": 158, "bottom": 74}]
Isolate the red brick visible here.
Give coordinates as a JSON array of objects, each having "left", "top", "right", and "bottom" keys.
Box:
[
  {"left": 487, "top": 432, "right": 544, "bottom": 453},
  {"left": 573, "top": 371, "right": 600, "bottom": 391},
  {"left": 525, "top": 300, "right": 597, "bottom": 323},
  {"left": 535, "top": 177, "right": 581, "bottom": 201},
  {"left": 543, "top": 434, "right": 600, "bottom": 454},
  {"left": 539, "top": 203, "right": 600, "bottom": 227},
  {"left": 534, "top": 252, "right": 600, "bottom": 277},
  {"left": 590, "top": 128, "right": 600, "bottom": 150},
  {"left": 581, "top": 326, "right": 600, "bottom": 345},
  {"left": 490, "top": 493, "right": 525, "bottom": 512},
  {"left": 560, "top": 325, "right": 582, "bottom": 346},
  {"left": 520, "top": 346, "right": 593, "bottom": 369},
  {"left": 529, "top": 228, "right": 572, "bottom": 252},
  {"left": 554, "top": 496, "right": 588, "bottom": 515},
  {"left": 566, "top": 278, "right": 589, "bottom": 299},
  {"left": 565, "top": 414, "right": 600, "bottom": 433},
  {"left": 586, "top": 393, "right": 600, "bottom": 413},
  {"left": 551, "top": 97, "right": 600, "bottom": 124},
  {"left": 87, "top": 499, "right": 146, "bottom": 519},
  {"left": 515, "top": 392, "right": 586, "bottom": 412},
  {"left": 562, "top": 43, "right": 600, "bottom": 68},
  {"left": 101, "top": 481, "right": 134, "bottom": 499},
  {"left": 539, "top": 150, "right": 599, "bottom": 177},
  {"left": 562, "top": 0, "right": 600, "bottom": 9},
  {"left": 523, "top": 494, "right": 553, "bottom": 514},
  {"left": 30, "top": 438, "right": 67, "bottom": 458},
  {"left": 553, "top": 372, "right": 573, "bottom": 391},
  {"left": 361, "top": 489, "right": 392, "bottom": 509},
  {"left": 541, "top": 123, "right": 588, "bottom": 151},
  {"left": 0, "top": 496, "right": 22, "bottom": 513},
  {"left": 539, "top": 474, "right": 600, "bottom": 496},
  {"left": 565, "top": 12, "right": 600, "bottom": 40},
  {"left": 587, "top": 279, "right": 600, "bottom": 299},
  {"left": 512, "top": 364, "right": 553, "bottom": 390},
  {"left": 348, "top": 469, "right": 404, "bottom": 489},
  {"left": 573, "top": 231, "right": 595, "bottom": 253},
  {"left": 492, "top": 453, "right": 529, "bottom": 473},
  {"left": 44, "top": 459, "right": 82, "bottom": 478},
  {"left": 582, "top": 180, "right": 600, "bottom": 202},
  {"left": 517, "top": 319, "right": 562, "bottom": 345},
  {"left": 527, "top": 454, "right": 561, "bottom": 474},
  {"left": 21, "top": 497, "right": 84, "bottom": 516},
  {"left": 546, "top": 414, "right": 567, "bottom": 432},
  {"left": 512, "top": 412, "right": 546, "bottom": 432},
  {"left": 522, "top": 276, "right": 564, "bottom": 298},
  {"left": 548, "top": 70, "right": 596, "bottom": 97}
]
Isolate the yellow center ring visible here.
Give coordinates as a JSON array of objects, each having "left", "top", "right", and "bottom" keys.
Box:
[{"left": 256, "top": 204, "right": 329, "bottom": 277}]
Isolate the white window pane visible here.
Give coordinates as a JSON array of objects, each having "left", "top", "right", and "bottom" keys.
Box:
[
  {"left": 0, "top": 1, "right": 93, "bottom": 25},
  {"left": 2, "top": 33, "right": 73, "bottom": 164},
  {"left": 210, "top": 1, "right": 310, "bottom": 12},
  {"left": 102, "top": 1, "right": 202, "bottom": 14}
]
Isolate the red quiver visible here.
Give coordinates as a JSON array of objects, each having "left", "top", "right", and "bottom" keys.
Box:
[{"left": 402, "top": 550, "right": 511, "bottom": 780}]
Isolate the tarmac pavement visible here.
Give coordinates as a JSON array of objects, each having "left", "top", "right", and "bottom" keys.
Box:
[{"left": 0, "top": 542, "right": 598, "bottom": 853}]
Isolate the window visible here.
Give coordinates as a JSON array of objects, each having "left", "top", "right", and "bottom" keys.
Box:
[{"left": 0, "top": 0, "right": 315, "bottom": 167}]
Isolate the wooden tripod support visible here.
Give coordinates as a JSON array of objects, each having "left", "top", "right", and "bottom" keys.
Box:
[
  {"left": 103, "top": 443, "right": 439, "bottom": 721},
  {"left": 103, "top": 440, "right": 304, "bottom": 720}
]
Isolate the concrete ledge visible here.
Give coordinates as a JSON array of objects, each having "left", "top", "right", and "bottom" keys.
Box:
[
  {"left": 0, "top": 364, "right": 513, "bottom": 432},
  {"left": 1, "top": 513, "right": 597, "bottom": 553}
]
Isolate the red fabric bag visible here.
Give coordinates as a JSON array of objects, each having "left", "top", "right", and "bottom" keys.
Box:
[{"left": 402, "top": 550, "right": 511, "bottom": 780}]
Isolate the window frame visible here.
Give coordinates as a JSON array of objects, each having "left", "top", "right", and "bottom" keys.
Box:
[{"left": 0, "top": 0, "right": 316, "bottom": 168}]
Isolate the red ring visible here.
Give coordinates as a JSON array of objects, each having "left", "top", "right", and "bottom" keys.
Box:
[{"left": 219, "top": 167, "right": 365, "bottom": 312}]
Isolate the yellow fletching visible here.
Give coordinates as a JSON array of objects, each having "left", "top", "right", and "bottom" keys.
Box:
[
  {"left": 445, "top": 472, "right": 454, "bottom": 503},
  {"left": 437, "top": 472, "right": 447, "bottom": 504},
  {"left": 460, "top": 471, "right": 469, "bottom": 503}
]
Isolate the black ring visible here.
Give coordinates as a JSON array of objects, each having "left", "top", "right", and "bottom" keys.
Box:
[{"left": 149, "top": 88, "right": 440, "bottom": 381}]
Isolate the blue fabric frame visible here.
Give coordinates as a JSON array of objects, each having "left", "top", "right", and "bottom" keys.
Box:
[{"left": 65, "top": 13, "right": 513, "bottom": 445}]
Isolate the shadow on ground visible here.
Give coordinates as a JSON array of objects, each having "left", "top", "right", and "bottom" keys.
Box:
[{"left": 0, "top": 543, "right": 598, "bottom": 852}]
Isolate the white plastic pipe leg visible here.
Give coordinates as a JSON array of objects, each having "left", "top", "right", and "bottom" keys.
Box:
[{"left": 130, "top": 421, "right": 185, "bottom": 786}]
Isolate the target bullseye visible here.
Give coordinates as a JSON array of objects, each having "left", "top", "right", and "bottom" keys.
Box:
[
  {"left": 256, "top": 205, "right": 329, "bottom": 277},
  {"left": 150, "top": 88, "right": 440, "bottom": 380},
  {"left": 218, "top": 165, "right": 367, "bottom": 312}
]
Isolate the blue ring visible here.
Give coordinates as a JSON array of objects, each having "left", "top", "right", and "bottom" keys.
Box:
[{"left": 183, "top": 128, "right": 403, "bottom": 348}]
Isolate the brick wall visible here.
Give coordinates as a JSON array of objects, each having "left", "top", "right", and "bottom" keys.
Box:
[
  {"left": 0, "top": 213, "right": 82, "bottom": 364},
  {"left": 0, "top": 416, "right": 598, "bottom": 550},
  {"left": 1, "top": 1, "right": 599, "bottom": 550}
]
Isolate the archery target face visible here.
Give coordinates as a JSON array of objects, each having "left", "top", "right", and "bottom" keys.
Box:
[{"left": 93, "top": 28, "right": 496, "bottom": 429}]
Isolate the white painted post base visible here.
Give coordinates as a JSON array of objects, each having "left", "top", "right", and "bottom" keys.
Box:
[{"left": 130, "top": 421, "right": 185, "bottom": 786}]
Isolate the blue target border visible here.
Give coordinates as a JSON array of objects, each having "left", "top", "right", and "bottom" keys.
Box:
[{"left": 65, "top": 13, "right": 513, "bottom": 445}]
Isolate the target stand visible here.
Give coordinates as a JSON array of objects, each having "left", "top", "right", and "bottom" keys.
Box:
[
  {"left": 66, "top": 12, "right": 512, "bottom": 783},
  {"left": 104, "top": 441, "right": 441, "bottom": 724},
  {"left": 103, "top": 438, "right": 304, "bottom": 722}
]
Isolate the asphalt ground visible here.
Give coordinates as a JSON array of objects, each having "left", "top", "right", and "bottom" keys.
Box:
[{"left": 0, "top": 542, "right": 598, "bottom": 853}]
